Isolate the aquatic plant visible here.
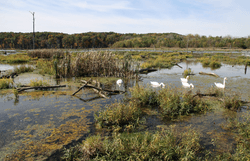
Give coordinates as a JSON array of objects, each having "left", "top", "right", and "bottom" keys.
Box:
[
  {"left": 158, "top": 86, "right": 208, "bottom": 118},
  {"left": 222, "top": 95, "right": 242, "bottom": 111},
  {"left": 129, "top": 85, "right": 158, "bottom": 107},
  {"left": 63, "top": 126, "right": 202, "bottom": 160},
  {"left": 183, "top": 68, "right": 192, "bottom": 77},
  {"left": 13, "top": 65, "right": 35, "bottom": 74},
  {"left": 27, "top": 49, "right": 65, "bottom": 59},
  {"left": 218, "top": 112, "right": 250, "bottom": 160},
  {"left": 29, "top": 79, "right": 49, "bottom": 87},
  {"left": 95, "top": 101, "right": 142, "bottom": 131},
  {"left": 0, "top": 78, "right": 13, "bottom": 89},
  {"left": 0, "top": 53, "right": 35, "bottom": 63}
]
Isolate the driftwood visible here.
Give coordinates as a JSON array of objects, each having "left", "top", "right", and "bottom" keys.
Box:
[
  {"left": 173, "top": 63, "right": 183, "bottom": 69},
  {"left": 199, "top": 72, "right": 219, "bottom": 77},
  {"left": 72, "top": 79, "right": 125, "bottom": 98},
  {"left": 139, "top": 68, "right": 157, "bottom": 74},
  {"left": 17, "top": 85, "right": 66, "bottom": 92},
  {"left": 0, "top": 73, "right": 18, "bottom": 79},
  {"left": 192, "top": 93, "right": 217, "bottom": 98}
]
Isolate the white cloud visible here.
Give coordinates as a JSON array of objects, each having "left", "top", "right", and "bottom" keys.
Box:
[{"left": 1, "top": 0, "right": 250, "bottom": 37}]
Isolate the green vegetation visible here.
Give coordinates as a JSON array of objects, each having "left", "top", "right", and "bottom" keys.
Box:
[
  {"left": 158, "top": 87, "right": 208, "bottom": 118},
  {"left": 27, "top": 49, "right": 65, "bottom": 59},
  {"left": 13, "top": 65, "right": 34, "bottom": 74},
  {"left": 29, "top": 79, "right": 49, "bottom": 87},
  {"left": 199, "top": 53, "right": 250, "bottom": 66},
  {"left": 62, "top": 126, "right": 202, "bottom": 161},
  {"left": 60, "top": 85, "right": 246, "bottom": 160},
  {"left": 35, "top": 51, "right": 139, "bottom": 78},
  {"left": 0, "top": 53, "right": 35, "bottom": 63},
  {"left": 0, "top": 78, "right": 13, "bottom": 89}
]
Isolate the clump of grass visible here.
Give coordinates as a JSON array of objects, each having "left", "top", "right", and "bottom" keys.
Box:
[
  {"left": 0, "top": 54, "right": 34, "bottom": 63},
  {"left": 36, "top": 59, "right": 55, "bottom": 75},
  {"left": 63, "top": 126, "right": 202, "bottom": 160},
  {"left": 94, "top": 101, "right": 142, "bottom": 131},
  {"left": 222, "top": 95, "right": 242, "bottom": 111},
  {"left": 13, "top": 65, "right": 35, "bottom": 74},
  {"left": 0, "top": 78, "right": 13, "bottom": 89},
  {"left": 183, "top": 68, "right": 192, "bottom": 77},
  {"left": 129, "top": 85, "right": 158, "bottom": 107},
  {"left": 209, "top": 60, "right": 222, "bottom": 69},
  {"left": 29, "top": 79, "right": 49, "bottom": 87},
  {"left": 158, "top": 86, "right": 208, "bottom": 118}
]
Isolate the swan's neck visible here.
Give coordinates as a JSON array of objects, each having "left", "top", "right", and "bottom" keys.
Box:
[{"left": 223, "top": 78, "right": 226, "bottom": 85}]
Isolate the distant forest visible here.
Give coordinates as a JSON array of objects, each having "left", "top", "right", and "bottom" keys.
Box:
[{"left": 1, "top": 32, "right": 250, "bottom": 49}]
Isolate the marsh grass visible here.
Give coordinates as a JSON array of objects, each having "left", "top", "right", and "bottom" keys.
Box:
[
  {"left": 218, "top": 113, "right": 250, "bottom": 160},
  {"left": 158, "top": 87, "right": 209, "bottom": 118},
  {"left": 0, "top": 78, "right": 13, "bottom": 89},
  {"left": 36, "top": 51, "right": 139, "bottom": 78},
  {"left": 0, "top": 54, "right": 35, "bottom": 63},
  {"left": 13, "top": 65, "right": 35, "bottom": 74},
  {"left": 27, "top": 49, "right": 65, "bottom": 59},
  {"left": 183, "top": 68, "right": 192, "bottom": 77},
  {"left": 62, "top": 126, "right": 202, "bottom": 161},
  {"left": 29, "top": 79, "right": 49, "bottom": 87},
  {"left": 223, "top": 95, "right": 242, "bottom": 111},
  {"left": 95, "top": 101, "right": 142, "bottom": 131}
]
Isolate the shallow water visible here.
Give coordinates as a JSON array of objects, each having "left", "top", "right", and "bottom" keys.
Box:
[{"left": 0, "top": 61, "right": 249, "bottom": 159}]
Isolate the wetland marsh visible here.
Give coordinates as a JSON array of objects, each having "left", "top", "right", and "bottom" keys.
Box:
[{"left": 0, "top": 50, "right": 250, "bottom": 160}]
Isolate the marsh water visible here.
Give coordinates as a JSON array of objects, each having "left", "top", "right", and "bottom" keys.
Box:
[{"left": 0, "top": 60, "right": 250, "bottom": 159}]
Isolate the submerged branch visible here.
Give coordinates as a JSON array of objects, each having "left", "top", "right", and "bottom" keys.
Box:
[
  {"left": 17, "top": 85, "right": 66, "bottom": 92},
  {"left": 199, "top": 71, "right": 219, "bottom": 77}
]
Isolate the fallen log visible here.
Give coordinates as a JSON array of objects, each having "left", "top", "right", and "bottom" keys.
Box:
[
  {"left": 199, "top": 72, "right": 219, "bottom": 77},
  {"left": 73, "top": 80, "right": 124, "bottom": 97},
  {"left": 17, "top": 85, "right": 66, "bottom": 92},
  {"left": 192, "top": 93, "right": 217, "bottom": 98},
  {"left": 139, "top": 68, "right": 157, "bottom": 74},
  {"left": 72, "top": 84, "right": 87, "bottom": 96},
  {"left": 173, "top": 63, "right": 183, "bottom": 69}
]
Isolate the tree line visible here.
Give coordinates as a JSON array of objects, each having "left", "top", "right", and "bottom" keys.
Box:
[{"left": 1, "top": 31, "right": 250, "bottom": 49}]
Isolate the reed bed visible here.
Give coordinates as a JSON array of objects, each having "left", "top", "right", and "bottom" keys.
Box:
[
  {"left": 36, "top": 51, "right": 139, "bottom": 78},
  {"left": 27, "top": 49, "right": 66, "bottom": 59}
]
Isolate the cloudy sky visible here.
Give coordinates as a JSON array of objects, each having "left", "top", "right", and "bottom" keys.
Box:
[{"left": 1, "top": 0, "right": 250, "bottom": 37}]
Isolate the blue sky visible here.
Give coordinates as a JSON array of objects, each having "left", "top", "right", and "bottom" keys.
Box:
[{"left": 1, "top": 0, "right": 250, "bottom": 37}]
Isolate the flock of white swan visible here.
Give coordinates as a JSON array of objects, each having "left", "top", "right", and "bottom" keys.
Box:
[
  {"left": 149, "top": 76, "right": 227, "bottom": 89},
  {"left": 117, "top": 76, "right": 227, "bottom": 89}
]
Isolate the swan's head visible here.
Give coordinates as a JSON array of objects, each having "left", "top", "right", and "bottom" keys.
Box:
[
  {"left": 224, "top": 77, "right": 227, "bottom": 80},
  {"left": 190, "top": 83, "right": 194, "bottom": 88},
  {"left": 160, "top": 83, "right": 165, "bottom": 87},
  {"left": 186, "top": 76, "right": 189, "bottom": 79}
]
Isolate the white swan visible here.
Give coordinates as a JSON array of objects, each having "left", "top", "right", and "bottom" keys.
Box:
[
  {"left": 150, "top": 81, "right": 165, "bottom": 87},
  {"left": 116, "top": 79, "right": 123, "bottom": 87},
  {"left": 180, "top": 76, "right": 189, "bottom": 83},
  {"left": 214, "top": 77, "right": 227, "bottom": 88},
  {"left": 182, "top": 82, "right": 194, "bottom": 88}
]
